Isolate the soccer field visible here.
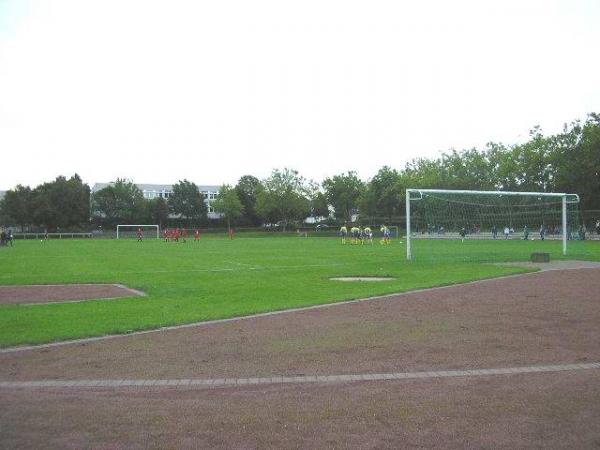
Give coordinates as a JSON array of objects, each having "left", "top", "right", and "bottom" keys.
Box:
[{"left": 0, "top": 236, "right": 598, "bottom": 348}]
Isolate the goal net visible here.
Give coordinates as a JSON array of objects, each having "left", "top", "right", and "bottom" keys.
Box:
[
  {"left": 387, "top": 225, "right": 400, "bottom": 240},
  {"left": 116, "top": 224, "right": 160, "bottom": 239},
  {"left": 406, "top": 189, "right": 581, "bottom": 261}
]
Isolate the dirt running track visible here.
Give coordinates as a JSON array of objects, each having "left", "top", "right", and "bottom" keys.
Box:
[{"left": 1, "top": 268, "right": 600, "bottom": 449}]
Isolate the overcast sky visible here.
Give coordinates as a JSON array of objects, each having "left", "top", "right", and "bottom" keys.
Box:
[{"left": 1, "top": 0, "right": 599, "bottom": 190}]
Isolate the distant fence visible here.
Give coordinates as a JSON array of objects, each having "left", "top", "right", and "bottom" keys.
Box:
[
  {"left": 10, "top": 226, "right": 600, "bottom": 241},
  {"left": 14, "top": 232, "right": 93, "bottom": 240}
]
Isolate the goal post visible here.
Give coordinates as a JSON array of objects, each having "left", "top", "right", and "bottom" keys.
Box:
[
  {"left": 405, "top": 189, "right": 580, "bottom": 260},
  {"left": 116, "top": 224, "right": 160, "bottom": 239}
]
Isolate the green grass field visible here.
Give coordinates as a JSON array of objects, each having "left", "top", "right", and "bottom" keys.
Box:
[{"left": 0, "top": 236, "right": 598, "bottom": 348}]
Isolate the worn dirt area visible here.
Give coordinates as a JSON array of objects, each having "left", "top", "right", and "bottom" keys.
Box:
[
  {"left": 1, "top": 371, "right": 599, "bottom": 449},
  {"left": 0, "top": 284, "right": 144, "bottom": 305},
  {"left": 1, "top": 268, "right": 600, "bottom": 449}
]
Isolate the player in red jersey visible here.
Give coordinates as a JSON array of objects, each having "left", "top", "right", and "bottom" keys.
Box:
[
  {"left": 194, "top": 229, "right": 200, "bottom": 241},
  {"left": 173, "top": 228, "right": 180, "bottom": 242},
  {"left": 163, "top": 228, "right": 169, "bottom": 242}
]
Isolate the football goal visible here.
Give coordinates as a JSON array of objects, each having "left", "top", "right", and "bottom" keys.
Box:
[
  {"left": 405, "top": 189, "right": 581, "bottom": 260},
  {"left": 116, "top": 224, "right": 160, "bottom": 239}
]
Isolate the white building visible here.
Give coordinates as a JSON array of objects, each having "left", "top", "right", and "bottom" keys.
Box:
[{"left": 91, "top": 183, "right": 222, "bottom": 219}]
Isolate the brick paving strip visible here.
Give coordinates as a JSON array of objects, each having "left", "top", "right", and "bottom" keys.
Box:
[{"left": 1, "top": 362, "right": 598, "bottom": 390}]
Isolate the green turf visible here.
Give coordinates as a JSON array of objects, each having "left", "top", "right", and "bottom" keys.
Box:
[{"left": 0, "top": 236, "right": 598, "bottom": 347}]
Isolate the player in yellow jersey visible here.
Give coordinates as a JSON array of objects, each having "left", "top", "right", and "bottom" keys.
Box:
[
  {"left": 380, "top": 225, "right": 391, "bottom": 245},
  {"left": 364, "top": 226, "right": 373, "bottom": 245},
  {"left": 339, "top": 224, "right": 348, "bottom": 244},
  {"left": 350, "top": 226, "right": 360, "bottom": 244}
]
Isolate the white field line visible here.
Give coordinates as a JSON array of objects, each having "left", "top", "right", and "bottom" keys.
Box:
[
  {"left": 0, "top": 262, "right": 352, "bottom": 279},
  {"left": 1, "top": 284, "right": 146, "bottom": 307},
  {"left": 0, "top": 362, "right": 598, "bottom": 390},
  {"left": 3, "top": 260, "right": 597, "bottom": 281},
  {"left": 114, "top": 284, "right": 147, "bottom": 297},
  {"left": 19, "top": 296, "right": 145, "bottom": 307},
  {"left": 225, "top": 260, "right": 260, "bottom": 269}
]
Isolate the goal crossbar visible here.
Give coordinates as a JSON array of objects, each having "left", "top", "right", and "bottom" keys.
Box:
[
  {"left": 406, "top": 189, "right": 580, "bottom": 260},
  {"left": 408, "top": 189, "right": 579, "bottom": 202}
]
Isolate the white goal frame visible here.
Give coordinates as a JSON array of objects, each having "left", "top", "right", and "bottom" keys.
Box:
[
  {"left": 405, "top": 189, "right": 580, "bottom": 260},
  {"left": 116, "top": 224, "right": 160, "bottom": 239}
]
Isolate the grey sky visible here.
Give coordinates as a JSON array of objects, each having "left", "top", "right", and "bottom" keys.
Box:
[{"left": 1, "top": 0, "right": 599, "bottom": 190}]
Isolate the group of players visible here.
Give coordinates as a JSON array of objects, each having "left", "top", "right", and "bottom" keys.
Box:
[
  {"left": 161, "top": 228, "right": 202, "bottom": 242},
  {"left": 135, "top": 227, "right": 236, "bottom": 242},
  {"left": 0, "top": 228, "right": 14, "bottom": 247},
  {"left": 134, "top": 227, "right": 202, "bottom": 242},
  {"left": 339, "top": 224, "right": 392, "bottom": 245}
]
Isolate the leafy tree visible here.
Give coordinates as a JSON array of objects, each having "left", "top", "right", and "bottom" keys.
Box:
[
  {"left": 439, "top": 149, "right": 496, "bottom": 190},
  {"left": 311, "top": 191, "right": 330, "bottom": 219},
  {"left": 357, "top": 184, "right": 378, "bottom": 221},
  {"left": 486, "top": 142, "right": 517, "bottom": 190},
  {"left": 212, "top": 184, "right": 244, "bottom": 232},
  {"left": 322, "top": 172, "right": 363, "bottom": 222},
  {"left": 1, "top": 185, "right": 32, "bottom": 231},
  {"left": 146, "top": 197, "right": 170, "bottom": 229},
  {"left": 303, "top": 180, "right": 330, "bottom": 221},
  {"left": 30, "top": 174, "right": 90, "bottom": 230},
  {"left": 0, "top": 198, "right": 7, "bottom": 225},
  {"left": 403, "top": 157, "right": 447, "bottom": 189},
  {"left": 360, "top": 166, "right": 402, "bottom": 221},
  {"left": 256, "top": 168, "right": 310, "bottom": 231},
  {"left": 92, "top": 179, "right": 146, "bottom": 227},
  {"left": 508, "top": 126, "right": 556, "bottom": 192},
  {"left": 235, "top": 175, "right": 263, "bottom": 226},
  {"left": 553, "top": 114, "right": 600, "bottom": 212},
  {"left": 168, "top": 179, "right": 207, "bottom": 226}
]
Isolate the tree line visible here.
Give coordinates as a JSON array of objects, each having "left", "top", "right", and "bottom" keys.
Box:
[{"left": 1, "top": 113, "right": 598, "bottom": 231}]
